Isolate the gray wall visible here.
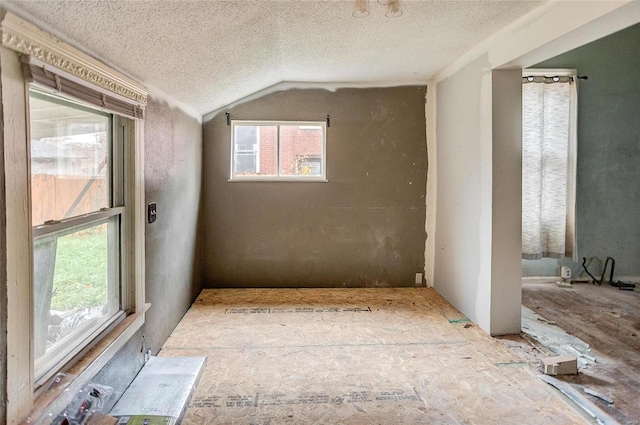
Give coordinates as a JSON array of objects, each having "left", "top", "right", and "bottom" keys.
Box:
[
  {"left": 84, "top": 95, "right": 203, "bottom": 393},
  {"left": 202, "top": 87, "right": 427, "bottom": 288},
  {"left": 523, "top": 23, "right": 640, "bottom": 277},
  {"left": 144, "top": 96, "right": 202, "bottom": 353}
]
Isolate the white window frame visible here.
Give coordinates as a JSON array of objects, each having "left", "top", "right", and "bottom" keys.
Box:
[
  {"left": 230, "top": 120, "right": 327, "bottom": 182},
  {"left": 1, "top": 13, "right": 148, "bottom": 423},
  {"left": 29, "top": 91, "right": 129, "bottom": 385}
]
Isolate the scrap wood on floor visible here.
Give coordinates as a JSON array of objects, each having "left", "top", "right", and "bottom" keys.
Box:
[
  {"left": 521, "top": 280, "right": 640, "bottom": 425},
  {"left": 159, "top": 288, "right": 588, "bottom": 424}
]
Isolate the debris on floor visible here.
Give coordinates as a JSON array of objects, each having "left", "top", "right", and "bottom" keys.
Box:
[
  {"left": 537, "top": 317, "right": 556, "bottom": 325},
  {"left": 85, "top": 413, "right": 118, "bottom": 425},
  {"left": 522, "top": 279, "right": 640, "bottom": 424},
  {"left": 542, "top": 355, "right": 578, "bottom": 375},
  {"left": 110, "top": 356, "right": 206, "bottom": 425},
  {"left": 566, "top": 345, "right": 597, "bottom": 363},
  {"left": 27, "top": 373, "right": 116, "bottom": 425},
  {"left": 538, "top": 375, "right": 618, "bottom": 425},
  {"left": 521, "top": 306, "right": 593, "bottom": 367},
  {"left": 583, "top": 388, "right": 614, "bottom": 405}
]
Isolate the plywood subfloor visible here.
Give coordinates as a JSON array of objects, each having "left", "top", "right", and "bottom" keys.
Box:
[
  {"left": 522, "top": 281, "right": 640, "bottom": 425},
  {"left": 159, "top": 288, "right": 585, "bottom": 424}
]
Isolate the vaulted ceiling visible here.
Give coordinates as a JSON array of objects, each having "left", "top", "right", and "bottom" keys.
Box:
[{"left": 5, "top": 0, "right": 545, "bottom": 115}]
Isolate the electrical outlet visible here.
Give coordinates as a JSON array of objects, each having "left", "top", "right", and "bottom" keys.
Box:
[
  {"left": 147, "top": 202, "right": 157, "bottom": 224},
  {"left": 415, "top": 273, "right": 423, "bottom": 285},
  {"left": 560, "top": 266, "right": 571, "bottom": 279}
]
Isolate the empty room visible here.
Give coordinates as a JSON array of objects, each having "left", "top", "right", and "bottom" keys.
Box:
[{"left": 1, "top": 1, "right": 639, "bottom": 424}]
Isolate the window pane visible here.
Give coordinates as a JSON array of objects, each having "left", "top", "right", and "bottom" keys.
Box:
[
  {"left": 33, "top": 217, "right": 120, "bottom": 378},
  {"left": 279, "top": 125, "right": 323, "bottom": 176},
  {"left": 30, "top": 91, "right": 111, "bottom": 225},
  {"left": 233, "top": 125, "right": 277, "bottom": 176}
]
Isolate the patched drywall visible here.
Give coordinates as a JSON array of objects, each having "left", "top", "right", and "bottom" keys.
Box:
[
  {"left": 434, "top": 58, "right": 523, "bottom": 336},
  {"left": 202, "top": 87, "right": 427, "bottom": 288},
  {"left": 144, "top": 96, "right": 202, "bottom": 353},
  {"left": 523, "top": 23, "right": 640, "bottom": 277},
  {"left": 434, "top": 55, "right": 493, "bottom": 332}
]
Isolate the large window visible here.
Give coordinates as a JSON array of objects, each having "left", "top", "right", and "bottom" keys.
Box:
[
  {"left": 2, "top": 13, "right": 148, "bottom": 420},
  {"left": 30, "top": 90, "right": 127, "bottom": 383},
  {"left": 231, "top": 121, "right": 326, "bottom": 181},
  {"left": 521, "top": 69, "right": 578, "bottom": 260}
]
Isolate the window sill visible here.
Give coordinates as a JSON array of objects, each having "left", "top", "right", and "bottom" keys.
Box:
[
  {"left": 228, "top": 178, "right": 328, "bottom": 183},
  {"left": 30, "top": 303, "right": 151, "bottom": 419}
]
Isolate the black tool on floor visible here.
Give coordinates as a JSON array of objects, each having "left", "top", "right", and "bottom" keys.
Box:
[{"left": 582, "top": 257, "right": 635, "bottom": 290}]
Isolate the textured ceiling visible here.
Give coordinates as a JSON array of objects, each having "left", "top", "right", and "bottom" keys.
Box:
[{"left": 6, "top": 0, "right": 545, "bottom": 116}]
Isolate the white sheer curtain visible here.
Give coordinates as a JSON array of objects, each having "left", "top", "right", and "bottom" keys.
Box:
[{"left": 522, "top": 77, "right": 577, "bottom": 260}]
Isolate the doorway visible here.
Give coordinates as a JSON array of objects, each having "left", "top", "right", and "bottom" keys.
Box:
[{"left": 516, "top": 24, "right": 640, "bottom": 424}]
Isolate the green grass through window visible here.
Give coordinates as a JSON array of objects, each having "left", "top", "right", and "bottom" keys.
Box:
[{"left": 51, "top": 231, "right": 109, "bottom": 311}]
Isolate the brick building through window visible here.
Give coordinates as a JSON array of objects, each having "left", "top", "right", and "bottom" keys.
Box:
[{"left": 232, "top": 122, "right": 325, "bottom": 179}]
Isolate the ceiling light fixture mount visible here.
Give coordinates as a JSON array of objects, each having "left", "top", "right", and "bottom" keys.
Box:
[{"left": 353, "top": 0, "right": 402, "bottom": 18}]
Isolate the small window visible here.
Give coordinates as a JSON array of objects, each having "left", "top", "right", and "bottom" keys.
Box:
[{"left": 231, "top": 121, "right": 326, "bottom": 181}]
